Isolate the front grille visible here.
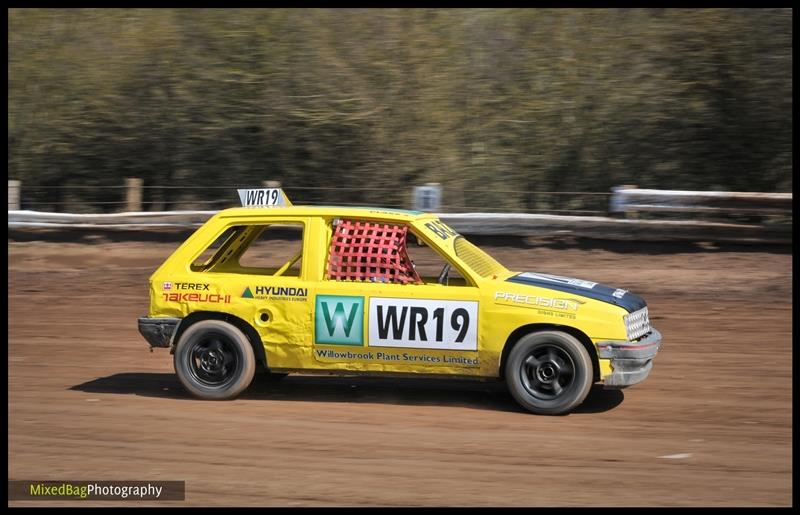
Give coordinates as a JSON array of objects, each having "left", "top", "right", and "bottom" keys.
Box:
[{"left": 624, "top": 307, "right": 651, "bottom": 341}]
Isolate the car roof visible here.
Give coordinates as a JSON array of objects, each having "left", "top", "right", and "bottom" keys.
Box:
[{"left": 216, "top": 205, "right": 438, "bottom": 222}]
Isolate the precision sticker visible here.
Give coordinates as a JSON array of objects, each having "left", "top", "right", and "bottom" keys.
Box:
[
  {"left": 368, "top": 298, "right": 478, "bottom": 351},
  {"left": 494, "top": 292, "right": 583, "bottom": 311}
]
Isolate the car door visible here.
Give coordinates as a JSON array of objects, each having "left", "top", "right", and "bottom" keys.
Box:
[
  {"left": 310, "top": 218, "right": 483, "bottom": 375},
  {"left": 199, "top": 219, "right": 316, "bottom": 370}
]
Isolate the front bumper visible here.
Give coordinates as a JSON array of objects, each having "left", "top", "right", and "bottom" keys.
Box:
[
  {"left": 138, "top": 317, "right": 181, "bottom": 348},
  {"left": 597, "top": 328, "right": 662, "bottom": 389}
]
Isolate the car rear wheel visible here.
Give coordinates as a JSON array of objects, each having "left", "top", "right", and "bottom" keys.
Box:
[
  {"left": 174, "top": 320, "right": 256, "bottom": 400},
  {"left": 506, "top": 330, "right": 593, "bottom": 415}
]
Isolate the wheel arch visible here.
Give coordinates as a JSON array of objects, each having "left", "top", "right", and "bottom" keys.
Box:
[
  {"left": 171, "top": 311, "right": 267, "bottom": 369},
  {"left": 499, "top": 323, "right": 600, "bottom": 382}
]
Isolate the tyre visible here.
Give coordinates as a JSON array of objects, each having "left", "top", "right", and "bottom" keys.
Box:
[
  {"left": 174, "top": 319, "right": 256, "bottom": 400},
  {"left": 505, "top": 330, "right": 593, "bottom": 415}
]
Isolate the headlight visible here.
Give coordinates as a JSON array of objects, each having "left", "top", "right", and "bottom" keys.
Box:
[{"left": 624, "top": 307, "right": 651, "bottom": 341}]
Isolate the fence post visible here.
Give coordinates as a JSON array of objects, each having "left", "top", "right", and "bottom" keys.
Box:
[
  {"left": 125, "top": 178, "right": 143, "bottom": 212},
  {"left": 8, "top": 180, "right": 21, "bottom": 211}
]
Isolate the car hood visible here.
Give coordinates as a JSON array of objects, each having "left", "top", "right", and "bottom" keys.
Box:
[{"left": 506, "top": 272, "right": 646, "bottom": 313}]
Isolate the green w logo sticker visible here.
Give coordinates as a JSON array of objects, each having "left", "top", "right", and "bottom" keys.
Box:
[{"left": 315, "top": 295, "right": 364, "bottom": 346}]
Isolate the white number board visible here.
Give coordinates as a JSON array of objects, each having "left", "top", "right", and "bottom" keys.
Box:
[
  {"left": 368, "top": 298, "right": 478, "bottom": 351},
  {"left": 238, "top": 188, "right": 287, "bottom": 207}
]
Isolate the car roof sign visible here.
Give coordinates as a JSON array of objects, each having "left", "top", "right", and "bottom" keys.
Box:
[{"left": 237, "top": 188, "right": 293, "bottom": 207}]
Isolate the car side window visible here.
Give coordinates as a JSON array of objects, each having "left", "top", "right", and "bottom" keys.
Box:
[
  {"left": 405, "top": 230, "right": 470, "bottom": 286},
  {"left": 191, "top": 226, "right": 245, "bottom": 272},
  {"left": 324, "top": 218, "right": 470, "bottom": 286},
  {"left": 192, "top": 223, "right": 305, "bottom": 276},
  {"left": 325, "top": 219, "right": 421, "bottom": 284}
]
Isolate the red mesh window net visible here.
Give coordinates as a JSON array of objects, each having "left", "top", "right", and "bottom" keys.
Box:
[{"left": 326, "top": 219, "right": 422, "bottom": 284}]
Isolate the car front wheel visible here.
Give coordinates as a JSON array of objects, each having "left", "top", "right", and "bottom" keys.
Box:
[
  {"left": 506, "top": 330, "right": 593, "bottom": 415},
  {"left": 174, "top": 320, "right": 256, "bottom": 400}
]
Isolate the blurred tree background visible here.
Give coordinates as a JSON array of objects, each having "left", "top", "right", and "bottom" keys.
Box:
[{"left": 8, "top": 8, "right": 793, "bottom": 212}]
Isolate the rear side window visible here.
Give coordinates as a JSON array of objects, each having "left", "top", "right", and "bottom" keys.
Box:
[
  {"left": 238, "top": 224, "right": 304, "bottom": 276},
  {"left": 191, "top": 227, "right": 243, "bottom": 271},
  {"left": 191, "top": 223, "right": 305, "bottom": 276}
]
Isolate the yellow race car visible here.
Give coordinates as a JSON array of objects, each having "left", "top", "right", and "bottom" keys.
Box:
[{"left": 138, "top": 188, "right": 661, "bottom": 415}]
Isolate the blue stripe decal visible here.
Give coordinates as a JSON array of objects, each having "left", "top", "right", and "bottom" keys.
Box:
[{"left": 506, "top": 272, "right": 646, "bottom": 313}]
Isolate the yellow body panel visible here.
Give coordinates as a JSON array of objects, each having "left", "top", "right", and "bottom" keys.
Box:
[{"left": 148, "top": 206, "right": 629, "bottom": 381}]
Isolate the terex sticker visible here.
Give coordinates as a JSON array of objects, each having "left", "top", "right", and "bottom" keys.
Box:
[
  {"left": 368, "top": 298, "right": 478, "bottom": 351},
  {"left": 315, "top": 295, "right": 365, "bottom": 346}
]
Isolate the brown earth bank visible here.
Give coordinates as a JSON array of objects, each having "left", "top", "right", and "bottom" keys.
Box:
[{"left": 7, "top": 240, "right": 793, "bottom": 506}]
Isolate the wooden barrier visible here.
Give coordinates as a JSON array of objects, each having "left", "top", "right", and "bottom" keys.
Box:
[
  {"left": 610, "top": 187, "right": 792, "bottom": 216},
  {"left": 7, "top": 209, "right": 791, "bottom": 244},
  {"left": 6, "top": 182, "right": 791, "bottom": 244}
]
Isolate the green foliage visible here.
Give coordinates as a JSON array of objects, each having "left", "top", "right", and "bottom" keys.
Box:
[{"left": 8, "top": 8, "right": 792, "bottom": 212}]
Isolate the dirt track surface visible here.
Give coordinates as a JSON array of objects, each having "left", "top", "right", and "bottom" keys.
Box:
[{"left": 8, "top": 239, "right": 792, "bottom": 506}]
